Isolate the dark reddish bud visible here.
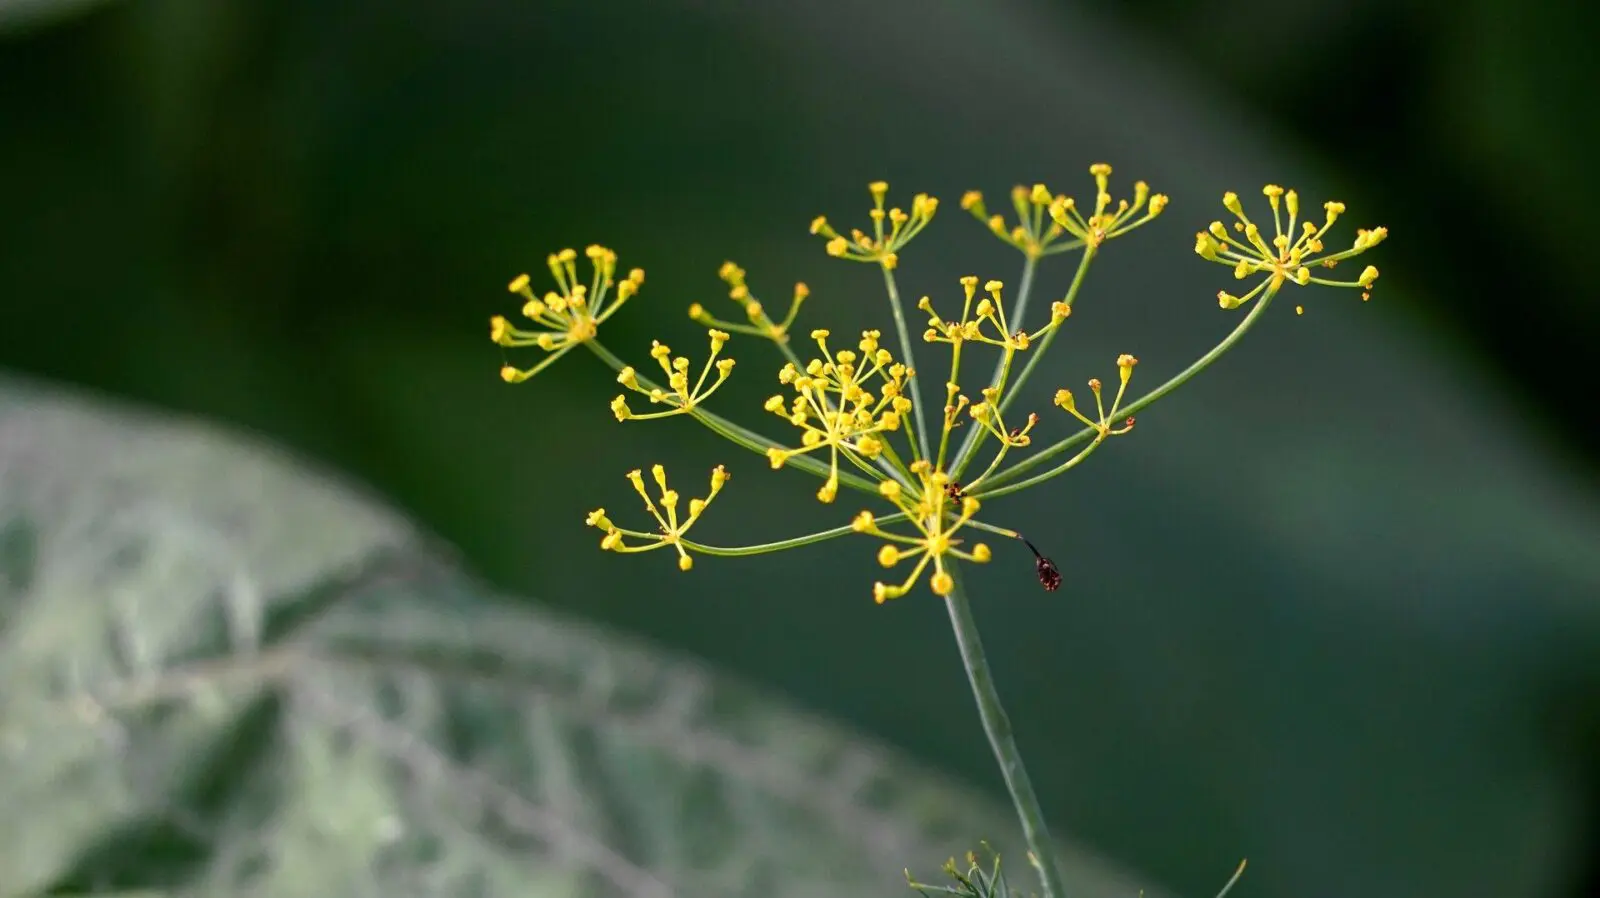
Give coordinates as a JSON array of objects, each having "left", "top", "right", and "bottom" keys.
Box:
[
  {"left": 1035, "top": 555, "right": 1062, "bottom": 591},
  {"left": 1018, "top": 535, "right": 1062, "bottom": 592}
]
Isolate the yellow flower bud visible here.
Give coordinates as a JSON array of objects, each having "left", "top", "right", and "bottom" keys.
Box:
[{"left": 490, "top": 315, "right": 512, "bottom": 345}]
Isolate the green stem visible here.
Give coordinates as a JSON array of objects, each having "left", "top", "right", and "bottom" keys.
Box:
[
  {"left": 935, "top": 340, "right": 964, "bottom": 471},
  {"left": 949, "top": 348, "right": 1015, "bottom": 481},
  {"left": 950, "top": 257, "right": 1037, "bottom": 474},
  {"left": 881, "top": 266, "right": 933, "bottom": 461},
  {"left": 679, "top": 510, "right": 910, "bottom": 556},
  {"left": 984, "top": 285, "right": 1278, "bottom": 491},
  {"left": 997, "top": 248, "right": 1095, "bottom": 423},
  {"left": 586, "top": 340, "right": 882, "bottom": 497},
  {"left": 971, "top": 436, "right": 1103, "bottom": 501},
  {"left": 944, "top": 565, "right": 1066, "bottom": 898}
]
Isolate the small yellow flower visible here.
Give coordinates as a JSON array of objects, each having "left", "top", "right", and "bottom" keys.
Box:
[
  {"left": 765, "top": 329, "right": 915, "bottom": 503},
  {"left": 1045, "top": 163, "right": 1168, "bottom": 252},
  {"left": 1053, "top": 354, "right": 1139, "bottom": 437},
  {"left": 810, "top": 182, "right": 939, "bottom": 268},
  {"left": 584, "top": 464, "right": 730, "bottom": 571},
  {"left": 687, "top": 261, "right": 810, "bottom": 345},
  {"left": 610, "top": 329, "right": 738, "bottom": 420},
  {"left": 494, "top": 246, "right": 646, "bottom": 382},
  {"left": 918, "top": 276, "right": 1051, "bottom": 351},
  {"left": 1196, "top": 185, "right": 1387, "bottom": 310},
  {"left": 853, "top": 461, "right": 991, "bottom": 602},
  {"left": 965, "top": 164, "right": 1166, "bottom": 258}
]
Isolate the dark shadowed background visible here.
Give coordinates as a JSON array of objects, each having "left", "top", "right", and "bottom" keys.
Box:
[{"left": 3, "top": 1, "right": 1597, "bottom": 897}]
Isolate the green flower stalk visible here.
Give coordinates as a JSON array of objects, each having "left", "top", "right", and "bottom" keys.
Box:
[{"left": 488, "top": 166, "right": 1388, "bottom": 898}]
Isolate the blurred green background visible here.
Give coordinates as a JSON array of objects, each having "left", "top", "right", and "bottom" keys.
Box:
[{"left": 3, "top": 1, "right": 1597, "bottom": 896}]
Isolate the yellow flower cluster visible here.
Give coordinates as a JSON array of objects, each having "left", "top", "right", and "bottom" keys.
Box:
[
  {"left": 486, "top": 169, "right": 1386, "bottom": 602},
  {"left": 585, "top": 465, "right": 729, "bottom": 571},
  {"left": 1195, "top": 185, "right": 1387, "bottom": 311},
  {"left": 809, "top": 181, "right": 938, "bottom": 269},
  {"left": 492, "top": 245, "right": 644, "bottom": 382},
  {"left": 961, "top": 164, "right": 1168, "bottom": 257},
  {"left": 1054, "top": 354, "right": 1140, "bottom": 438},
  {"left": 611, "top": 329, "right": 736, "bottom": 421},
  {"left": 917, "top": 276, "right": 1067, "bottom": 352},
  {"left": 765, "top": 329, "right": 914, "bottom": 503},
  {"left": 852, "top": 462, "right": 992, "bottom": 602},
  {"left": 688, "top": 261, "right": 810, "bottom": 345}
]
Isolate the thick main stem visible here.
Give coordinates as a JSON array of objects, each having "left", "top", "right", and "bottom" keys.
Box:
[{"left": 943, "top": 565, "right": 1066, "bottom": 898}]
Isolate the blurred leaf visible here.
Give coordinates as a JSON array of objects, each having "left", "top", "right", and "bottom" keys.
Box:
[{"left": 0, "top": 376, "right": 1156, "bottom": 898}]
